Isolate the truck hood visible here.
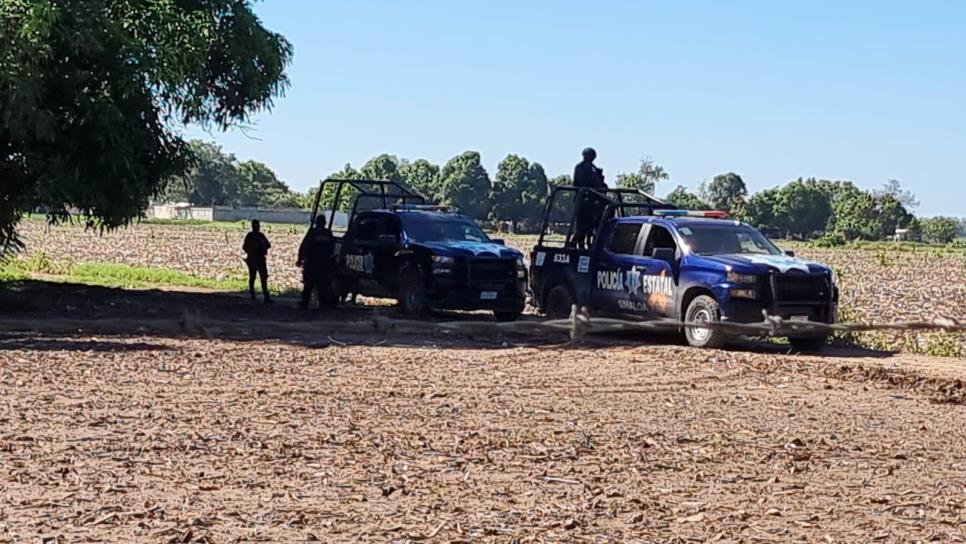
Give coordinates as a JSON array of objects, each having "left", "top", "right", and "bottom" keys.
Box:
[
  {"left": 698, "top": 253, "right": 831, "bottom": 274},
  {"left": 412, "top": 240, "right": 522, "bottom": 259}
]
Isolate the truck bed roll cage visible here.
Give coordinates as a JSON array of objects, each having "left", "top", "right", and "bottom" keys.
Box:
[
  {"left": 309, "top": 178, "right": 428, "bottom": 229},
  {"left": 537, "top": 185, "right": 677, "bottom": 246}
]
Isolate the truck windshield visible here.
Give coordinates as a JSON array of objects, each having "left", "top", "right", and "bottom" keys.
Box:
[
  {"left": 679, "top": 225, "right": 782, "bottom": 256},
  {"left": 400, "top": 215, "right": 489, "bottom": 243}
]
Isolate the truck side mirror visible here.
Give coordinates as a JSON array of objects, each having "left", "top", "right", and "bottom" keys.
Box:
[
  {"left": 651, "top": 247, "right": 676, "bottom": 263},
  {"left": 490, "top": 238, "right": 505, "bottom": 246},
  {"left": 784, "top": 250, "right": 795, "bottom": 257}
]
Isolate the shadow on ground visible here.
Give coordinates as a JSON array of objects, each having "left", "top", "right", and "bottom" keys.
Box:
[{"left": 0, "top": 279, "right": 894, "bottom": 358}]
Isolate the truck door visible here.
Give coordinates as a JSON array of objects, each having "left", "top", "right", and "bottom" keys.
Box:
[
  {"left": 637, "top": 224, "right": 679, "bottom": 318},
  {"left": 591, "top": 221, "right": 649, "bottom": 318},
  {"left": 372, "top": 215, "right": 403, "bottom": 291},
  {"left": 342, "top": 213, "right": 380, "bottom": 293}
]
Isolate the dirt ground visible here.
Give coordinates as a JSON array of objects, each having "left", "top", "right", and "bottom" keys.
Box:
[{"left": 1, "top": 283, "right": 964, "bottom": 542}]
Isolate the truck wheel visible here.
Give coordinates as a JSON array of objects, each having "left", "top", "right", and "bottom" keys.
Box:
[
  {"left": 684, "top": 295, "right": 726, "bottom": 349},
  {"left": 493, "top": 306, "right": 523, "bottom": 322},
  {"left": 789, "top": 335, "right": 829, "bottom": 353},
  {"left": 545, "top": 283, "right": 575, "bottom": 319},
  {"left": 398, "top": 268, "right": 426, "bottom": 316}
]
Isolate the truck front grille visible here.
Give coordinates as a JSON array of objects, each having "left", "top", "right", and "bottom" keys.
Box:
[
  {"left": 468, "top": 258, "right": 516, "bottom": 284},
  {"left": 771, "top": 273, "right": 830, "bottom": 305}
]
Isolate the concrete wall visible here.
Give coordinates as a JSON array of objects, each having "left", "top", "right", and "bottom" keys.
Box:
[{"left": 147, "top": 204, "right": 348, "bottom": 227}]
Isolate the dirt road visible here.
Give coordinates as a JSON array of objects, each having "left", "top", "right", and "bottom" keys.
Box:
[{"left": 1, "top": 284, "right": 964, "bottom": 542}]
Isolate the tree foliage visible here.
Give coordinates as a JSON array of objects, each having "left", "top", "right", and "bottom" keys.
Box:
[
  {"left": 615, "top": 157, "right": 669, "bottom": 194},
  {"left": 489, "top": 154, "right": 548, "bottom": 228},
  {"left": 875, "top": 179, "right": 919, "bottom": 209},
  {"left": 438, "top": 151, "right": 492, "bottom": 220},
  {"left": 160, "top": 140, "right": 297, "bottom": 208},
  {"left": 1, "top": 0, "right": 292, "bottom": 252},
  {"left": 699, "top": 172, "right": 747, "bottom": 212},
  {"left": 664, "top": 185, "right": 708, "bottom": 210},
  {"left": 400, "top": 159, "right": 440, "bottom": 200},
  {"left": 920, "top": 217, "right": 959, "bottom": 244}
]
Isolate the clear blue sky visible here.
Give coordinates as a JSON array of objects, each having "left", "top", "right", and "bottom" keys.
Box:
[{"left": 188, "top": 0, "right": 966, "bottom": 216}]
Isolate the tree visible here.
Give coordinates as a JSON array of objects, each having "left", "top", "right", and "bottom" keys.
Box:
[
  {"left": 776, "top": 179, "right": 832, "bottom": 239},
  {"left": 738, "top": 188, "right": 782, "bottom": 236},
  {"left": 547, "top": 174, "right": 574, "bottom": 225},
  {"left": 616, "top": 157, "right": 669, "bottom": 194},
  {"left": 920, "top": 217, "right": 959, "bottom": 244},
  {"left": 828, "top": 186, "right": 880, "bottom": 241},
  {"left": 438, "top": 151, "right": 492, "bottom": 220},
  {"left": 490, "top": 154, "right": 547, "bottom": 230},
  {"left": 664, "top": 185, "right": 708, "bottom": 210},
  {"left": 699, "top": 172, "right": 747, "bottom": 212},
  {"left": 174, "top": 141, "right": 240, "bottom": 206},
  {"left": 1, "top": 1, "right": 292, "bottom": 253},
  {"left": 400, "top": 159, "right": 440, "bottom": 200},
  {"left": 874, "top": 193, "right": 915, "bottom": 239},
  {"left": 237, "top": 160, "right": 297, "bottom": 208},
  {"left": 876, "top": 179, "right": 919, "bottom": 209},
  {"left": 360, "top": 154, "right": 404, "bottom": 185}
]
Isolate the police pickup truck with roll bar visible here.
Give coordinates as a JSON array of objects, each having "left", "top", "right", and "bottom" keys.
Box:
[
  {"left": 309, "top": 178, "right": 527, "bottom": 321},
  {"left": 528, "top": 186, "right": 839, "bottom": 350}
]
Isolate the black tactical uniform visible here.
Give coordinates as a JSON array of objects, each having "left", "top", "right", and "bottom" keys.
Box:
[
  {"left": 572, "top": 148, "right": 606, "bottom": 249},
  {"left": 298, "top": 216, "right": 335, "bottom": 309},
  {"left": 242, "top": 220, "right": 272, "bottom": 303}
]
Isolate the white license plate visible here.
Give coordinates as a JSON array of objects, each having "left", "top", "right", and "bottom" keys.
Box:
[
  {"left": 789, "top": 315, "right": 810, "bottom": 322},
  {"left": 480, "top": 291, "right": 498, "bottom": 300}
]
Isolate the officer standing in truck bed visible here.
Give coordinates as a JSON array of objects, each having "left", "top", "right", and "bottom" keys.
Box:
[{"left": 572, "top": 147, "right": 606, "bottom": 249}]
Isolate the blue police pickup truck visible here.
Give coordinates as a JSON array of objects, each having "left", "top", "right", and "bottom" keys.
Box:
[
  {"left": 310, "top": 179, "right": 527, "bottom": 320},
  {"left": 529, "top": 186, "right": 838, "bottom": 350}
]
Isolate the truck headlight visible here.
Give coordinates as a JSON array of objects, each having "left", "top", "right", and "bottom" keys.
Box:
[
  {"left": 431, "top": 255, "right": 455, "bottom": 266},
  {"left": 731, "top": 288, "right": 757, "bottom": 299},
  {"left": 727, "top": 272, "right": 758, "bottom": 284}
]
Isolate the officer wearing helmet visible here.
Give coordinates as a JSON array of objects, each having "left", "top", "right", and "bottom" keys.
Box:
[{"left": 572, "top": 147, "right": 606, "bottom": 249}]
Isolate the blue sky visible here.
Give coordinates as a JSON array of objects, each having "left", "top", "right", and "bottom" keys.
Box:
[{"left": 188, "top": 0, "right": 966, "bottom": 216}]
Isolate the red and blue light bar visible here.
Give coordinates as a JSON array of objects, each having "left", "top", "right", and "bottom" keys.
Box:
[{"left": 654, "top": 209, "right": 730, "bottom": 219}]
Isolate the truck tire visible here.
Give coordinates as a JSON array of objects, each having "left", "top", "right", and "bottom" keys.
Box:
[
  {"left": 789, "top": 335, "right": 829, "bottom": 353},
  {"left": 493, "top": 307, "right": 523, "bottom": 322},
  {"left": 684, "top": 295, "right": 726, "bottom": 349},
  {"left": 545, "top": 283, "right": 575, "bottom": 320},
  {"left": 398, "top": 268, "right": 426, "bottom": 316}
]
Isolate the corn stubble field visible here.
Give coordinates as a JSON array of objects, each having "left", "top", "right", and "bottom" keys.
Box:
[{"left": 1, "top": 220, "right": 965, "bottom": 542}]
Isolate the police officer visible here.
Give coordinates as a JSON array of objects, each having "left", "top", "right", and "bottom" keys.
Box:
[
  {"left": 297, "top": 215, "right": 335, "bottom": 309},
  {"left": 242, "top": 220, "right": 272, "bottom": 303},
  {"left": 572, "top": 147, "right": 606, "bottom": 249}
]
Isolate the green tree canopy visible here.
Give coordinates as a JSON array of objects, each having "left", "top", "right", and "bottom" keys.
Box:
[
  {"left": 360, "top": 154, "right": 404, "bottom": 185},
  {"left": 777, "top": 179, "right": 833, "bottom": 239},
  {"left": 664, "top": 185, "right": 708, "bottom": 210},
  {"left": 875, "top": 179, "right": 919, "bottom": 209},
  {"left": 616, "top": 157, "right": 669, "bottom": 194},
  {"left": 438, "top": 151, "right": 492, "bottom": 220},
  {"left": 920, "top": 216, "right": 959, "bottom": 244},
  {"left": 1, "top": 0, "right": 292, "bottom": 252},
  {"left": 400, "top": 159, "right": 440, "bottom": 200},
  {"left": 490, "top": 154, "right": 547, "bottom": 229},
  {"left": 237, "top": 160, "right": 297, "bottom": 208},
  {"left": 699, "top": 172, "right": 747, "bottom": 212}
]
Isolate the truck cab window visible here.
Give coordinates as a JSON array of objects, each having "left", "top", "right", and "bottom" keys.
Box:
[
  {"left": 608, "top": 223, "right": 643, "bottom": 254},
  {"left": 642, "top": 225, "right": 677, "bottom": 257},
  {"left": 351, "top": 216, "right": 378, "bottom": 243}
]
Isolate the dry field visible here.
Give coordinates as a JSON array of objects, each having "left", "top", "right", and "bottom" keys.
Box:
[
  {"left": 0, "top": 220, "right": 964, "bottom": 542},
  {"left": 1, "top": 325, "right": 965, "bottom": 542},
  {"left": 14, "top": 219, "right": 966, "bottom": 352}
]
